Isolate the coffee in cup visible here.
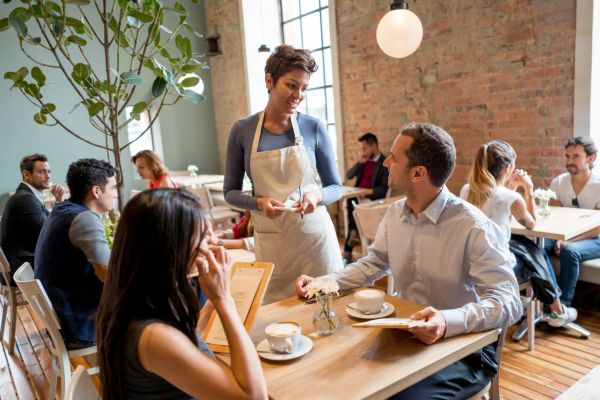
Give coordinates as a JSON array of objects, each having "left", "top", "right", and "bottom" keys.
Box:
[
  {"left": 265, "top": 321, "right": 301, "bottom": 353},
  {"left": 354, "top": 288, "right": 385, "bottom": 314}
]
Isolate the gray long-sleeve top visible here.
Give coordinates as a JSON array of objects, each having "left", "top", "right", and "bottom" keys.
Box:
[{"left": 224, "top": 112, "right": 342, "bottom": 210}]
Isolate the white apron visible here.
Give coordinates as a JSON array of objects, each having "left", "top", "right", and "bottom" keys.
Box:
[{"left": 250, "top": 111, "right": 343, "bottom": 304}]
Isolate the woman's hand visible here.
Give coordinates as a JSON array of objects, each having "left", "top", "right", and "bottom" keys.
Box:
[
  {"left": 256, "top": 197, "right": 285, "bottom": 219},
  {"left": 509, "top": 169, "right": 533, "bottom": 192},
  {"left": 293, "top": 189, "right": 322, "bottom": 215},
  {"left": 196, "top": 246, "right": 233, "bottom": 305}
]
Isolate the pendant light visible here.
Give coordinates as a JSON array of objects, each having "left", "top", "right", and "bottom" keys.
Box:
[
  {"left": 257, "top": 44, "right": 271, "bottom": 65},
  {"left": 376, "top": 0, "right": 423, "bottom": 58}
]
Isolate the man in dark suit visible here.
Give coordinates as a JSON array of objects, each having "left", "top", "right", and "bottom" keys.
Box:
[
  {"left": 0, "top": 154, "right": 64, "bottom": 282},
  {"left": 344, "top": 133, "right": 389, "bottom": 261}
]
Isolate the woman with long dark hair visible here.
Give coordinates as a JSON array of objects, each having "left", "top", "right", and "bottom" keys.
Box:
[
  {"left": 461, "top": 140, "right": 577, "bottom": 327},
  {"left": 97, "top": 189, "right": 267, "bottom": 399}
]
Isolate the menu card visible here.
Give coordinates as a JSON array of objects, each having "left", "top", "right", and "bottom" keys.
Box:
[{"left": 202, "top": 262, "right": 273, "bottom": 353}]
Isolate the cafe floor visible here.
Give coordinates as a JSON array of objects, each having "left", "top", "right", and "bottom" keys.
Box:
[{"left": 0, "top": 294, "right": 598, "bottom": 399}]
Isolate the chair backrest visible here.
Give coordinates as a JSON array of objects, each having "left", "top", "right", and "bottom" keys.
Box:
[
  {"left": 64, "top": 365, "right": 101, "bottom": 400},
  {"left": 187, "top": 187, "right": 214, "bottom": 213},
  {"left": 13, "top": 263, "right": 67, "bottom": 356},
  {"left": 0, "top": 247, "right": 12, "bottom": 286}
]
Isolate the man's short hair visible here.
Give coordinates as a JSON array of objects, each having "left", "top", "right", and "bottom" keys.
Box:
[
  {"left": 565, "top": 136, "right": 597, "bottom": 157},
  {"left": 400, "top": 123, "right": 456, "bottom": 187},
  {"left": 358, "top": 132, "right": 378, "bottom": 146},
  {"left": 66, "top": 158, "right": 116, "bottom": 203},
  {"left": 20, "top": 153, "right": 47, "bottom": 174}
]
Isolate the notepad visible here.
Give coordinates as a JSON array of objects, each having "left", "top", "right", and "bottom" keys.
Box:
[{"left": 353, "top": 317, "right": 427, "bottom": 329}]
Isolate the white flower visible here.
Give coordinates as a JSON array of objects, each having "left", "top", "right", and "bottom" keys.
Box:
[
  {"left": 187, "top": 164, "right": 199, "bottom": 173},
  {"left": 305, "top": 276, "right": 339, "bottom": 299},
  {"left": 533, "top": 188, "right": 557, "bottom": 201}
]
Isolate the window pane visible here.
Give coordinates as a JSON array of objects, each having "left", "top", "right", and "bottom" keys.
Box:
[
  {"left": 306, "top": 88, "right": 326, "bottom": 123},
  {"left": 323, "top": 48, "right": 333, "bottom": 85},
  {"left": 320, "top": 0, "right": 329, "bottom": 7},
  {"left": 301, "top": 12, "right": 322, "bottom": 50},
  {"left": 310, "top": 49, "right": 324, "bottom": 88},
  {"left": 281, "top": 0, "right": 299, "bottom": 21},
  {"left": 326, "top": 87, "right": 335, "bottom": 123},
  {"left": 283, "top": 19, "right": 302, "bottom": 48},
  {"left": 328, "top": 124, "right": 338, "bottom": 160},
  {"left": 300, "top": 0, "right": 319, "bottom": 14},
  {"left": 300, "top": 96, "right": 308, "bottom": 115},
  {"left": 321, "top": 8, "right": 330, "bottom": 47}
]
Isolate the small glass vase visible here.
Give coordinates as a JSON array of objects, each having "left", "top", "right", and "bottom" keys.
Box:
[
  {"left": 313, "top": 293, "right": 338, "bottom": 336},
  {"left": 189, "top": 170, "right": 198, "bottom": 177},
  {"left": 538, "top": 198, "right": 550, "bottom": 217}
]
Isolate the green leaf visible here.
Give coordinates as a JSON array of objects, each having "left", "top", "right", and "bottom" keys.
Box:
[
  {"left": 180, "top": 76, "right": 199, "bottom": 87},
  {"left": 44, "top": 103, "right": 56, "bottom": 113},
  {"left": 16, "top": 67, "right": 28, "bottom": 80},
  {"left": 108, "top": 16, "right": 118, "bottom": 33},
  {"left": 65, "top": 16, "right": 83, "bottom": 28},
  {"left": 43, "top": 1, "right": 62, "bottom": 16},
  {"left": 88, "top": 101, "right": 104, "bottom": 117},
  {"left": 180, "top": 89, "right": 204, "bottom": 104},
  {"left": 182, "top": 23, "right": 203, "bottom": 38},
  {"left": 128, "top": 9, "right": 153, "bottom": 23},
  {"left": 175, "top": 34, "right": 183, "bottom": 54},
  {"left": 151, "top": 76, "right": 167, "bottom": 97},
  {"left": 71, "top": 63, "right": 90, "bottom": 83},
  {"left": 31, "top": 5, "right": 46, "bottom": 18},
  {"left": 9, "top": 16, "right": 27, "bottom": 37},
  {"left": 153, "top": 30, "right": 160, "bottom": 46},
  {"left": 0, "top": 18, "right": 10, "bottom": 31},
  {"left": 64, "top": 0, "right": 90, "bottom": 4},
  {"left": 67, "top": 35, "right": 87, "bottom": 45},
  {"left": 183, "top": 37, "right": 192, "bottom": 60},
  {"left": 31, "top": 67, "right": 46, "bottom": 86},
  {"left": 34, "top": 112, "right": 47, "bottom": 124},
  {"left": 53, "top": 19, "right": 64, "bottom": 37},
  {"left": 9, "top": 7, "right": 30, "bottom": 21},
  {"left": 118, "top": 34, "right": 130, "bottom": 49},
  {"left": 130, "top": 101, "right": 147, "bottom": 120},
  {"left": 4, "top": 71, "right": 18, "bottom": 81},
  {"left": 181, "top": 63, "right": 204, "bottom": 73},
  {"left": 120, "top": 71, "right": 142, "bottom": 85},
  {"left": 27, "top": 83, "right": 41, "bottom": 99}
]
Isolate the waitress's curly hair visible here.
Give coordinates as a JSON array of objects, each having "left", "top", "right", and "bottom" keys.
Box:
[{"left": 264, "top": 44, "right": 318, "bottom": 85}]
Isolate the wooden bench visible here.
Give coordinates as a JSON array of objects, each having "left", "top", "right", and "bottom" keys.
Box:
[{"left": 557, "top": 365, "right": 600, "bottom": 399}]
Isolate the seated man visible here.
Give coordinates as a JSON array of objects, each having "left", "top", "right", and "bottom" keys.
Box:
[
  {"left": 1, "top": 154, "right": 64, "bottom": 282},
  {"left": 546, "top": 136, "right": 600, "bottom": 309},
  {"left": 344, "top": 132, "right": 388, "bottom": 260},
  {"left": 296, "top": 123, "right": 521, "bottom": 399},
  {"left": 35, "top": 158, "right": 117, "bottom": 349}
]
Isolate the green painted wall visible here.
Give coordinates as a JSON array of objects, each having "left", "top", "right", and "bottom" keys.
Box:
[{"left": 0, "top": 3, "right": 218, "bottom": 212}]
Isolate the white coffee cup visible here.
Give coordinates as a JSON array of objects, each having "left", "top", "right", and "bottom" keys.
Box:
[
  {"left": 265, "top": 321, "right": 301, "bottom": 354},
  {"left": 354, "top": 288, "right": 385, "bottom": 314}
]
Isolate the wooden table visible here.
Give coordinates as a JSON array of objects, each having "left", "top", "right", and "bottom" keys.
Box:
[
  {"left": 228, "top": 294, "right": 498, "bottom": 400},
  {"left": 511, "top": 206, "right": 600, "bottom": 242},
  {"left": 172, "top": 174, "right": 224, "bottom": 188}
]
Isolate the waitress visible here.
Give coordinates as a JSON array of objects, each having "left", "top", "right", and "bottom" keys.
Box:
[{"left": 223, "top": 44, "right": 343, "bottom": 304}]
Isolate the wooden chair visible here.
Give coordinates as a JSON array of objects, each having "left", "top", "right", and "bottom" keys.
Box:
[
  {"left": 64, "top": 365, "right": 101, "bottom": 400},
  {"left": 466, "top": 326, "right": 508, "bottom": 400},
  {"left": 13, "top": 263, "right": 98, "bottom": 400},
  {"left": 187, "top": 187, "right": 240, "bottom": 228},
  {"left": 0, "top": 247, "right": 27, "bottom": 355}
]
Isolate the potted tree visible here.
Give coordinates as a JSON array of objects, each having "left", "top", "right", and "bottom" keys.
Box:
[{"left": 1, "top": 0, "right": 207, "bottom": 208}]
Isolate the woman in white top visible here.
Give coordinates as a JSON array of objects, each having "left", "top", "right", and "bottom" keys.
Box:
[{"left": 461, "top": 140, "right": 577, "bottom": 327}]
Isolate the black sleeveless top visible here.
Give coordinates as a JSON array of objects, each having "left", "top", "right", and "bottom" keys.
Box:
[{"left": 121, "top": 319, "right": 215, "bottom": 399}]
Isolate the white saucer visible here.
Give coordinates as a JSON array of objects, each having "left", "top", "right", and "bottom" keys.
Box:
[
  {"left": 256, "top": 335, "right": 313, "bottom": 361},
  {"left": 346, "top": 301, "right": 395, "bottom": 319}
]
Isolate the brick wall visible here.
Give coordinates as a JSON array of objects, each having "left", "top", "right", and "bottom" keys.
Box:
[
  {"left": 205, "top": 0, "right": 576, "bottom": 192},
  {"left": 204, "top": 0, "right": 249, "bottom": 172},
  {"left": 336, "top": 0, "right": 575, "bottom": 194}
]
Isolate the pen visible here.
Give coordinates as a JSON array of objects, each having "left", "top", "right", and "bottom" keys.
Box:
[{"left": 299, "top": 185, "right": 304, "bottom": 220}]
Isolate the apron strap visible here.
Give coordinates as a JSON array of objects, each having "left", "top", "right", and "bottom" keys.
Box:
[{"left": 251, "top": 111, "right": 303, "bottom": 154}]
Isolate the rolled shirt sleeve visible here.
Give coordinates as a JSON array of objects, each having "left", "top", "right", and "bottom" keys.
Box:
[{"left": 69, "top": 211, "right": 110, "bottom": 266}]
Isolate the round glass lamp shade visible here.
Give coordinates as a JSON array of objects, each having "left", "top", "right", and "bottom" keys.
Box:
[{"left": 376, "top": 9, "right": 423, "bottom": 58}]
